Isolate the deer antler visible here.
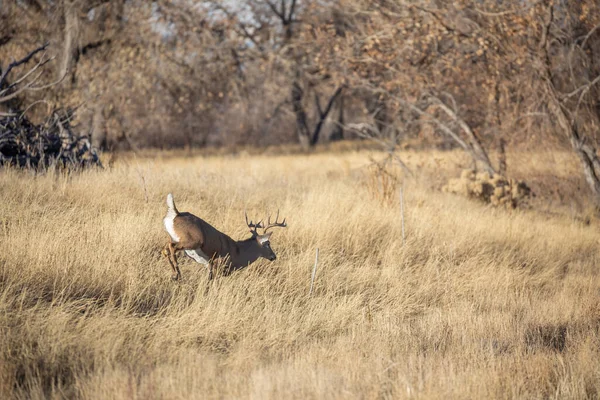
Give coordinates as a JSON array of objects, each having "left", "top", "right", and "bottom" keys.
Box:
[
  {"left": 245, "top": 211, "right": 264, "bottom": 236},
  {"left": 263, "top": 210, "right": 287, "bottom": 233}
]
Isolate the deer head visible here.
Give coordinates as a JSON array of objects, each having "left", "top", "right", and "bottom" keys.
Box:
[{"left": 245, "top": 210, "right": 287, "bottom": 261}]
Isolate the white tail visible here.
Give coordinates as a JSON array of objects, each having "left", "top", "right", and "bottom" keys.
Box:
[
  {"left": 161, "top": 193, "right": 287, "bottom": 281},
  {"left": 166, "top": 193, "right": 177, "bottom": 214}
]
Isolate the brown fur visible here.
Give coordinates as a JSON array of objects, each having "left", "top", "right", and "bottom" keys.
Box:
[
  {"left": 163, "top": 206, "right": 279, "bottom": 281},
  {"left": 171, "top": 212, "right": 239, "bottom": 259}
]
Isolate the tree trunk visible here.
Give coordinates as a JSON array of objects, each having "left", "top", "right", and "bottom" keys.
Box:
[
  {"left": 310, "top": 87, "right": 343, "bottom": 146},
  {"left": 91, "top": 103, "right": 106, "bottom": 149},
  {"left": 291, "top": 81, "right": 311, "bottom": 149},
  {"left": 60, "top": 1, "right": 79, "bottom": 82},
  {"left": 330, "top": 92, "right": 344, "bottom": 141},
  {"left": 546, "top": 83, "right": 600, "bottom": 205}
]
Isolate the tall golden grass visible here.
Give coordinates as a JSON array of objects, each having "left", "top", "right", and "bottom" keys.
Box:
[{"left": 1, "top": 149, "right": 599, "bottom": 399}]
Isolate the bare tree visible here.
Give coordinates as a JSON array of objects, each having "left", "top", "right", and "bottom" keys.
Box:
[
  {"left": 534, "top": 2, "right": 600, "bottom": 205},
  {"left": 292, "top": 82, "right": 344, "bottom": 148}
]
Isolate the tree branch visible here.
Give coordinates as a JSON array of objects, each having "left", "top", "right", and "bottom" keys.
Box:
[
  {"left": 265, "top": 0, "right": 285, "bottom": 21},
  {"left": 562, "top": 74, "right": 600, "bottom": 101},
  {"left": 314, "top": 92, "right": 324, "bottom": 117},
  {"left": 280, "top": 0, "right": 287, "bottom": 22},
  {"left": 0, "top": 42, "right": 48, "bottom": 88},
  {"left": 287, "top": 0, "right": 297, "bottom": 23},
  {"left": 310, "top": 86, "right": 344, "bottom": 145},
  {"left": 0, "top": 55, "right": 53, "bottom": 96},
  {"left": 347, "top": 122, "right": 414, "bottom": 176},
  {"left": 430, "top": 95, "right": 496, "bottom": 174}
]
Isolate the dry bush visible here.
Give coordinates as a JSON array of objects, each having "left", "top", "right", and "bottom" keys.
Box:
[
  {"left": 364, "top": 158, "right": 404, "bottom": 206},
  {"left": 0, "top": 111, "right": 101, "bottom": 170},
  {"left": 444, "top": 169, "right": 532, "bottom": 208},
  {"left": 1, "top": 149, "right": 600, "bottom": 399}
]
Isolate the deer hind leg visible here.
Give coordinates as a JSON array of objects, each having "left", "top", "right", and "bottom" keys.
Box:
[
  {"left": 166, "top": 242, "right": 182, "bottom": 281},
  {"left": 185, "top": 249, "right": 213, "bottom": 281}
]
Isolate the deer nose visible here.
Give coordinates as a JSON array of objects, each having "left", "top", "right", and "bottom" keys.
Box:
[{"left": 270, "top": 255, "right": 276, "bottom": 261}]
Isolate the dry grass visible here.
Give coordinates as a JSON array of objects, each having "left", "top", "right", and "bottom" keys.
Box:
[{"left": 1, "top": 148, "right": 600, "bottom": 399}]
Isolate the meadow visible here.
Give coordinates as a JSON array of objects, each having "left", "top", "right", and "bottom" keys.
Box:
[{"left": 1, "top": 147, "right": 599, "bottom": 399}]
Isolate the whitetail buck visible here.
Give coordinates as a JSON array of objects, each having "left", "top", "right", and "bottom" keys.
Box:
[{"left": 162, "top": 193, "right": 287, "bottom": 281}]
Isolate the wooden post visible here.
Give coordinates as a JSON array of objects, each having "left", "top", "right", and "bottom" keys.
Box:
[
  {"left": 309, "top": 248, "right": 319, "bottom": 296},
  {"left": 400, "top": 185, "right": 405, "bottom": 245}
]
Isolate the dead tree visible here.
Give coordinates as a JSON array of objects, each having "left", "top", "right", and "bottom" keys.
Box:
[
  {"left": 291, "top": 82, "right": 344, "bottom": 148},
  {"left": 361, "top": 84, "right": 497, "bottom": 175},
  {"left": 537, "top": 4, "right": 600, "bottom": 206},
  {"left": 265, "top": 0, "right": 298, "bottom": 41},
  {"left": 263, "top": 0, "right": 345, "bottom": 148},
  {"left": 0, "top": 43, "right": 99, "bottom": 170},
  {"left": 330, "top": 91, "right": 344, "bottom": 141}
]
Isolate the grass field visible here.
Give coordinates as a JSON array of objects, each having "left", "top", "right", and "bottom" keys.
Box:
[{"left": 1, "top": 148, "right": 599, "bottom": 399}]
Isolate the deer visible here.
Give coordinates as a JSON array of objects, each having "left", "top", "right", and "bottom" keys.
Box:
[{"left": 161, "top": 193, "right": 287, "bottom": 281}]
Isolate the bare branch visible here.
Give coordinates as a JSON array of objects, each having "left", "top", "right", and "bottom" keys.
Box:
[
  {"left": 314, "top": 92, "right": 324, "bottom": 117},
  {"left": 310, "top": 86, "right": 343, "bottom": 145},
  {"left": 411, "top": 5, "right": 477, "bottom": 37},
  {"left": 562, "top": 74, "right": 600, "bottom": 101},
  {"left": 321, "top": 87, "right": 343, "bottom": 117},
  {"left": 288, "top": 0, "right": 297, "bottom": 22},
  {"left": 18, "top": 99, "right": 52, "bottom": 118},
  {"left": 280, "top": 0, "right": 287, "bottom": 22},
  {"left": 212, "top": 3, "right": 267, "bottom": 55},
  {"left": 474, "top": 1, "right": 543, "bottom": 17},
  {"left": 0, "top": 42, "right": 48, "bottom": 88},
  {"left": 430, "top": 96, "right": 496, "bottom": 174},
  {"left": 538, "top": 3, "right": 553, "bottom": 53},
  {"left": 581, "top": 22, "right": 600, "bottom": 50},
  {"left": 265, "top": 0, "right": 285, "bottom": 21},
  {"left": 515, "top": 112, "right": 549, "bottom": 123},
  {"left": 28, "top": 67, "right": 69, "bottom": 91},
  {"left": 395, "top": 96, "right": 470, "bottom": 151},
  {"left": 0, "top": 65, "right": 68, "bottom": 104},
  {"left": 0, "top": 54, "right": 53, "bottom": 96},
  {"left": 411, "top": 5, "right": 458, "bottom": 34},
  {"left": 357, "top": 83, "right": 495, "bottom": 173},
  {"left": 346, "top": 122, "right": 414, "bottom": 177},
  {"left": 0, "top": 74, "right": 42, "bottom": 103}
]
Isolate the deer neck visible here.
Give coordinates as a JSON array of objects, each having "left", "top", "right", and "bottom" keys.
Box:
[{"left": 230, "top": 237, "right": 263, "bottom": 270}]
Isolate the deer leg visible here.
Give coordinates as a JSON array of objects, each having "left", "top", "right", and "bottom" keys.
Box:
[
  {"left": 161, "top": 243, "right": 170, "bottom": 258},
  {"left": 185, "top": 249, "right": 213, "bottom": 281},
  {"left": 167, "top": 242, "right": 181, "bottom": 281},
  {"left": 162, "top": 243, "right": 175, "bottom": 274}
]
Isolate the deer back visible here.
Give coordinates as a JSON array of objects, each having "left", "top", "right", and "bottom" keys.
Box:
[{"left": 174, "top": 212, "right": 238, "bottom": 258}]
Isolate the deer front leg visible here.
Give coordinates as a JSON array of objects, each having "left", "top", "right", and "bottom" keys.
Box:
[
  {"left": 166, "top": 242, "right": 182, "bottom": 281},
  {"left": 185, "top": 249, "right": 213, "bottom": 281}
]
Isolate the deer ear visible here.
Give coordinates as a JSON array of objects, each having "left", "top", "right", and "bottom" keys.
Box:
[{"left": 257, "top": 232, "right": 272, "bottom": 244}]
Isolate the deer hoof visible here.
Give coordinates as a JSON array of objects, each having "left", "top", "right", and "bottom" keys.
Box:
[{"left": 171, "top": 273, "right": 181, "bottom": 281}]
